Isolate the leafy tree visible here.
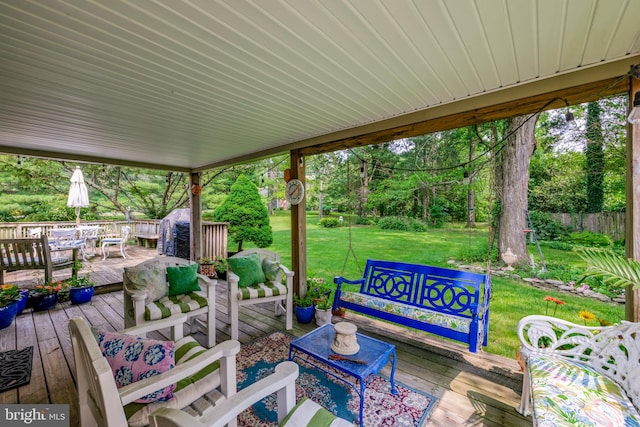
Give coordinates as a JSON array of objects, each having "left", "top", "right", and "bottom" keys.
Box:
[
  {"left": 212, "top": 174, "right": 273, "bottom": 252},
  {"left": 585, "top": 101, "right": 605, "bottom": 212}
]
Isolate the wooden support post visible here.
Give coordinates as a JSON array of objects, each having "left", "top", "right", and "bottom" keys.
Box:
[
  {"left": 290, "top": 150, "right": 306, "bottom": 297},
  {"left": 626, "top": 76, "right": 640, "bottom": 322},
  {"left": 190, "top": 172, "right": 203, "bottom": 262}
]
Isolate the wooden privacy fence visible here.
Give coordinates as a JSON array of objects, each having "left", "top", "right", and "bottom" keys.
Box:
[
  {"left": 0, "top": 220, "right": 228, "bottom": 259},
  {"left": 549, "top": 212, "right": 626, "bottom": 241}
]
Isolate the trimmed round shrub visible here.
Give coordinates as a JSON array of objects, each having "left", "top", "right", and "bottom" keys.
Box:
[{"left": 318, "top": 217, "right": 339, "bottom": 228}]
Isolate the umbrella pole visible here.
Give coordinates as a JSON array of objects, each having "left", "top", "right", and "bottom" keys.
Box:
[{"left": 76, "top": 206, "right": 81, "bottom": 227}]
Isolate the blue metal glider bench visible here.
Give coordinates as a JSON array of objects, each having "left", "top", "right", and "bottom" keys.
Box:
[{"left": 333, "top": 259, "right": 492, "bottom": 353}]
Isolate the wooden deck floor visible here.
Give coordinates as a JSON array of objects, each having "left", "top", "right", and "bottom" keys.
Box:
[{"left": 0, "top": 247, "right": 531, "bottom": 427}]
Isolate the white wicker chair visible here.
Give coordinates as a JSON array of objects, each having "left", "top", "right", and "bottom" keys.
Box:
[{"left": 517, "top": 315, "right": 640, "bottom": 424}]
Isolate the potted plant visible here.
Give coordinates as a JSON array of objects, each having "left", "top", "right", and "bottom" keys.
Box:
[
  {"left": 66, "top": 274, "right": 95, "bottom": 305},
  {"left": 0, "top": 284, "right": 22, "bottom": 329},
  {"left": 314, "top": 296, "right": 333, "bottom": 326},
  {"left": 213, "top": 256, "right": 228, "bottom": 281},
  {"left": 197, "top": 256, "right": 228, "bottom": 280},
  {"left": 197, "top": 257, "right": 216, "bottom": 278},
  {"left": 307, "top": 277, "right": 331, "bottom": 305},
  {"left": 293, "top": 293, "right": 315, "bottom": 324},
  {"left": 29, "top": 281, "right": 66, "bottom": 311}
]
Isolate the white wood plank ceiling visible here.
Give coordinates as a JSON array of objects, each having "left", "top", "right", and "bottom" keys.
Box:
[{"left": 1, "top": 0, "right": 639, "bottom": 171}]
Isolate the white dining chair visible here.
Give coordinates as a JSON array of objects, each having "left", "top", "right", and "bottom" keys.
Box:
[{"left": 101, "top": 226, "right": 130, "bottom": 260}]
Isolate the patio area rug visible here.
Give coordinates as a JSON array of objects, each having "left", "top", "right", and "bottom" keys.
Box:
[
  {"left": 0, "top": 346, "right": 33, "bottom": 393},
  {"left": 237, "top": 331, "right": 437, "bottom": 426}
]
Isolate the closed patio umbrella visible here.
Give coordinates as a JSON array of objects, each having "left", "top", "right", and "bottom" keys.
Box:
[{"left": 67, "top": 166, "right": 90, "bottom": 226}]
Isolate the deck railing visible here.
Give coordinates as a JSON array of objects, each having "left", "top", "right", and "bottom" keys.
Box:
[{"left": 0, "top": 220, "right": 228, "bottom": 259}]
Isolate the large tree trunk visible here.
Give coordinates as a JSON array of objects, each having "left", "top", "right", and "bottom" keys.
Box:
[{"left": 498, "top": 114, "right": 539, "bottom": 265}]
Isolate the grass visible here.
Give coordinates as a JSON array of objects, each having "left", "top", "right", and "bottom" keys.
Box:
[{"left": 238, "top": 211, "right": 626, "bottom": 359}]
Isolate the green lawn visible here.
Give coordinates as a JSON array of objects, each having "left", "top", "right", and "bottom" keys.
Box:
[{"left": 237, "top": 211, "right": 626, "bottom": 359}]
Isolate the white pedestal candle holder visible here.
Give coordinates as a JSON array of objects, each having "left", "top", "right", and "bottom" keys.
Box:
[{"left": 331, "top": 322, "right": 359, "bottom": 355}]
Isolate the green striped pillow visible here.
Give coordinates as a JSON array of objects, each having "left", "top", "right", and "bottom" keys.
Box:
[
  {"left": 279, "top": 397, "right": 354, "bottom": 426},
  {"left": 124, "top": 337, "right": 221, "bottom": 426}
]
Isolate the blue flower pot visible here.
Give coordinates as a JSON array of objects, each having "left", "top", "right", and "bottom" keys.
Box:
[
  {"left": 69, "top": 286, "right": 94, "bottom": 304},
  {"left": 30, "top": 293, "right": 59, "bottom": 312},
  {"left": 295, "top": 305, "right": 315, "bottom": 324},
  {"left": 15, "top": 289, "right": 29, "bottom": 315},
  {"left": 0, "top": 302, "right": 18, "bottom": 329}
]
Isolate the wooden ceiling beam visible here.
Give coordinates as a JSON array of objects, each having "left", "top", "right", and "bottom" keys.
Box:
[{"left": 300, "top": 77, "right": 630, "bottom": 156}]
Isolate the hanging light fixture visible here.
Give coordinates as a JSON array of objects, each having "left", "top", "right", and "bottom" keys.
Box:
[
  {"left": 628, "top": 91, "right": 640, "bottom": 125},
  {"left": 563, "top": 99, "right": 574, "bottom": 123}
]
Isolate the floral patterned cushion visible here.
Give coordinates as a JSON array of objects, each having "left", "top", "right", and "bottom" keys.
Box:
[
  {"left": 528, "top": 355, "right": 640, "bottom": 427},
  {"left": 95, "top": 330, "right": 176, "bottom": 403},
  {"left": 339, "top": 291, "right": 471, "bottom": 333}
]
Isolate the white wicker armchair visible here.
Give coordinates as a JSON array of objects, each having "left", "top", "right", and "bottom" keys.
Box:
[{"left": 517, "top": 315, "right": 640, "bottom": 426}]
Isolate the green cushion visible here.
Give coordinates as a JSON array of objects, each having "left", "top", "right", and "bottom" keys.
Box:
[
  {"left": 166, "top": 264, "right": 201, "bottom": 296},
  {"left": 262, "top": 258, "right": 280, "bottom": 282},
  {"left": 279, "top": 397, "right": 353, "bottom": 427},
  {"left": 228, "top": 253, "right": 266, "bottom": 288}
]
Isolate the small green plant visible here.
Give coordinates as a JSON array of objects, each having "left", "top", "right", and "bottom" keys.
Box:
[
  {"left": 64, "top": 275, "right": 95, "bottom": 288},
  {"left": 307, "top": 276, "right": 331, "bottom": 299},
  {"left": 293, "top": 293, "right": 313, "bottom": 308},
  {"left": 0, "top": 284, "right": 22, "bottom": 307},
  {"left": 315, "top": 296, "right": 332, "bottom": 310}
]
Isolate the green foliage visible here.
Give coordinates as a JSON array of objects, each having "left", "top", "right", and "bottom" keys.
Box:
[
  {"left": 528, "top": 211, "right": 570, "bottom": 241},
  {"left": 576, "top": 247, "right": 640, "bottom": 290},
  {"left": 293, "top": 293, "right": 313, "bottom": 308},
  {"left": 212, "top": 174, "right": 273, "bottom": 251},
  {"left": 565, "top": 231, "right": 613, "bottom": 248},
  {"left": 377, "top": 216, "right": 427, "bottom": 232},
  {"left": 355, "top": 216, "right": 375, "bottom": 225},
  {"left": 529, "top": 151, "right": 587, "bottom": 212},
  {"left": 458, "top": 245, "right": 499, "bottom": 263},
  {"left": 318, "top": 217, "right": 339, "bottom": 228},
  {"left": 585, "top": 101, "right": 605, "bottom": 213},
  {"left": 28, "top": 201, "right": 76, "bottom": 222},
  {"left": 537, "top": 240, "right": 573, "bottom": 251}
]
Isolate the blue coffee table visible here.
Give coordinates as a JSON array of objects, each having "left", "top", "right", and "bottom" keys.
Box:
[{"left": 288, "top": 323, "right": 397, "bottom": 426}]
